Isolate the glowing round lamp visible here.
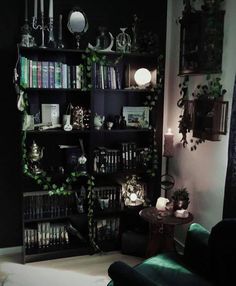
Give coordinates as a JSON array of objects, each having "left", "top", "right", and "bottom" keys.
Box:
[
  {"left": 134, "top": 68, "right": 152, "bottom": 86},
  {"left": 130, "top": 193, "right": 138, "bottom": 202}
]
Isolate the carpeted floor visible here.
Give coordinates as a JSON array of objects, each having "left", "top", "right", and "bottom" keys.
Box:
[{"left": 0, "top": 251, "right": 143, "bottom": 286}]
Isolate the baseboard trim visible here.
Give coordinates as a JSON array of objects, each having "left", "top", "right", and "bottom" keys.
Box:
[{"left": 0, "top": 246, "right": 22, "bottom": 256}]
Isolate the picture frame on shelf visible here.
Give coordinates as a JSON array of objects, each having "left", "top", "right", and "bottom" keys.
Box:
[{"left": 123, "top": 106, "right": 149, "bottom": 128}]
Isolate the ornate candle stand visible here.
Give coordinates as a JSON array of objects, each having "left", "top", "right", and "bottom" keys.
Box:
[
  {"left": 32, "top": 12, "right": 47, "bottom": 48},
  {"left": 32, "top": 13, "right": 56, "bottom": 48},
  {"left": 48, "top": 17, "right": 57, "bottom": 48},
  {"left": 161, "top": 155, "right": 175, "bottom": 198}
]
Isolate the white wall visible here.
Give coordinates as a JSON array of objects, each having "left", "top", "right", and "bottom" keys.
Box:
[{"left": 164, "top": 0, "right": 236, "bottom": 243}]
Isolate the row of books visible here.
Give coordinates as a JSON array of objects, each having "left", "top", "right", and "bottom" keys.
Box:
[
  {"left": 94, "top": 186, "right": 122, "bottom": 210},
  {"left": 20, "top": 57, "right": 85, "bottom": 89},
  {"left": 93, "top": 144, "right": 151, "bottom": 173},
  {"left": 24, "top": 223, "right": 69, "bottom": 250},
  {"left": 94, "top": 63, "right": 122, "bottom": 90},
  {"left": 23, "top": 194, "right": 75, "bottom": 220},
  {"left": 94, "top": 147, "right": 120, "bottom": 173},
  {"left": 93, "top": 217, "right": 120, "bottom": 242}
]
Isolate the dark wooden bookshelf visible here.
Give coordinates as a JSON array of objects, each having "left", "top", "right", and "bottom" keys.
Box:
[{"left": 18, "top": 31, "right": 164, "bottom": 262}]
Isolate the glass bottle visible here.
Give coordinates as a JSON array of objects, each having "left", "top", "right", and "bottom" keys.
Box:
[{"left": 116, "top": 28, "right": 131, "bottom": 53}]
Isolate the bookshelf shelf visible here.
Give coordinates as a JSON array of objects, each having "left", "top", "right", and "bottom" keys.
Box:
[
  {"left": 24, "top": 246, "right": 91, "bottom": 263},
  {"left": 24, "top": 216, "right": 69, "bottom": 223},
  {"left": 25, "top": 87, "right": 90, "bottom": 93}
]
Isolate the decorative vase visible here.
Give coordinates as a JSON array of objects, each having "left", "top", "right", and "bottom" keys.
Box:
[{"left": 116, "top": 28, "right": 131, "bottom": 53}]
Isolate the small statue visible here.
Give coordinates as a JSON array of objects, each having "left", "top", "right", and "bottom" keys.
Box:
[
  {"left": 94, "top": 113, "right": 105, "bottom": 130},
  {"left": 28, "top": 141, "right": 44, "bottom": 174}
]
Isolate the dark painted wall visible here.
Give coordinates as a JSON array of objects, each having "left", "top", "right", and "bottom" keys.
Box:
[{"left": 0, "top": 0, "right": 167, "bottom": 247}]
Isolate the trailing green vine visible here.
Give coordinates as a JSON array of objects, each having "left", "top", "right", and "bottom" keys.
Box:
[{"left": 81, "top": 48, "right": 124, "bottom": 91}]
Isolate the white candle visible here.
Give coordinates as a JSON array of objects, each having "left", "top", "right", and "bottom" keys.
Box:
[
  {"left": 34, "top": 0, "right": 38, "bottom": 18},
  {"left": 163, "top": 128, "right": 174, "bottom": 157},
  {"left": 49, "top": 0, "right": 53, "bottom": 18},
  {"left": 40, "top": 0, "right": 44, "bottom": 13},
  {"left": 59, "top": 14, "right": 63, "bottom": 40},
  {"left": 25, "top": 0, "right": 28, "bottom": 22}
]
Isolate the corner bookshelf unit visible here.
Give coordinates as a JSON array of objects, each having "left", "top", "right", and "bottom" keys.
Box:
[{"left": 17, "top": 45, "right": 164, "bottom": 263}]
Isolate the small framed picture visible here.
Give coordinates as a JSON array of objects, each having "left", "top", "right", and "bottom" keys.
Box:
[{"left": 123, "top": 106, "right": 149, "bottom": 128}]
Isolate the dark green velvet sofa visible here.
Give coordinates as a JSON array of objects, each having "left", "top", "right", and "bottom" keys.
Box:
[{"left": 108, "top": 219, "right": 236, "bottom": 286}]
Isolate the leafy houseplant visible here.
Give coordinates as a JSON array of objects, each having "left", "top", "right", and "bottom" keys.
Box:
[{"left": 172, "top": 188, "right": 190, "bottom": 210}]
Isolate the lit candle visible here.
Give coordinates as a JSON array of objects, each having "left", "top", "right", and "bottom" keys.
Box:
[
  {"left": 49, "top": 0, "right": 53, "bottom": 18},
  {"left": 25, "top": 0, "right": 28, "bottom": 22},
  {"left": 34, "top": 0, "right": 38, "bottom": 18},
  {"left": 163, "top": 128, "right": 174, "bottom": 157},
  {"left": 40, "top": 0, "right": 44, "bottom": 13}
]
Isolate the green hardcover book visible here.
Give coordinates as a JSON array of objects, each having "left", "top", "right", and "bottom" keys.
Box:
[
  {"left": 32, "top": 60, "right": 38, "bottom": 88},
  {"left": 20, "top": 57, "right": 29, "bottom": 88},
  {"left": 55, "top": 62, "right": 62, "bottom": 88}
]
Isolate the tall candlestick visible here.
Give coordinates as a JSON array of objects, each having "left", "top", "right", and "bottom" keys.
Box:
[
  {"left": 163, "top": 128, "right": 174, "bottom": 157},
  {"left": 49, "top": 0, "right": 53, "bottom": 18},
  {"left": 40, "top": 0, "right": 44, "bottom": 13},
  {"left": 34, "top": 0, "right": 38, "bottom": 18},
  {"left": 59, "top": 14, "right": 62, "bottom": 40},
  {"left": 25, "top": 0, "right": 28, "bottom": 22}
]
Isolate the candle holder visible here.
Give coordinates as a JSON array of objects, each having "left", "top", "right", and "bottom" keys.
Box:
[
  {"left": 32, "top": 12, "right": 48, "bottom": 48},
  {"left": 161, "top": 155, "right": 175, "bottom": 198},
  {"left": 57, "top": 14, "right": 65, "bottom": 49},
  {"left": 48, "top": 17, "right": 57, "bottom": 48}
]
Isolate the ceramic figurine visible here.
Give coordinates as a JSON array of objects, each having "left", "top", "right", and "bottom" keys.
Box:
[
  {"left": 94, "top": 114, "right": 105, "bottom": 130},
  {"left": 28, "top": 141, "right": 44, "bottom": 174}
]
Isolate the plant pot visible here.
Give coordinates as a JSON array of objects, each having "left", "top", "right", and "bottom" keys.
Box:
[{"left": 173, "top": 199, "right": 189, "bottom": 211}]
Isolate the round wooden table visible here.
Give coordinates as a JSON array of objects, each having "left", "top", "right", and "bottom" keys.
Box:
[{"left": 139, "top": 207, "right": 193, "bottom": 258}]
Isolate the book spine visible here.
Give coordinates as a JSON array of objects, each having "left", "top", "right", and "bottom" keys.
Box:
[
  {"left": 37, "top": 61, "right": 42, "bottom": 88},
  {"left": 62, "top": 63, "right": 67, "bottom": 88},
  {"left": 49, "top": 62, "right": 55, "bottom": 88},
  {"left": 42, "top": 61, "right": 49, "bottom": 88},
  {"left": 55, "top": 62, "right": 62, "bottom": 88},
  {"left": 29, "top": 60, "right": 33, "bottom": 88},
  {"left": 76, "top": 65, "right": 81, "bottom": 89},
  {"left": 32, "top": 60, "right": 38, "bottom": 88}
]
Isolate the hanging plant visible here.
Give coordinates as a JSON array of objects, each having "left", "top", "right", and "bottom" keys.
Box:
[
  {"left": 144, "top": 55, "right": 164, "bottom": 109},
  {"left": 192, "top": 74, "right": 227, "bottom": 100},
  {"left": 145, "top": 128, "right": 159, "bottom": 177},
  {"left": 81, "top": 48, "right": 123, "bottom": 91}
]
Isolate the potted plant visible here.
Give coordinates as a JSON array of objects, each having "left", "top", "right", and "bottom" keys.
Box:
[{"left": 172, "top": 187, "right": 190, "bottom": 211}]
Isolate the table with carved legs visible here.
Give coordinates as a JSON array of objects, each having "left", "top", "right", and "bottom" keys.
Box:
[{"left": 139, "top": 207, "right": 193, "bottom": 258}]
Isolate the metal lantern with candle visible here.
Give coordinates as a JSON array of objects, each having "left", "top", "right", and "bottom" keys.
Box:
[
  {"left": 161, "top": 128, "right": 175, "bottom": 197},
  {"left": 122, "top": 175, "right": 146, "bottom": 207}
]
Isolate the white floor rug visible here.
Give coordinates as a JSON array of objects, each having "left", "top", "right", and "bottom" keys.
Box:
[{"left": 0, "top": 262, "right": 110, "bottom": 286}]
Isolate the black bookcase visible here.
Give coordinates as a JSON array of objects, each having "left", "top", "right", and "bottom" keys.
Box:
[{"left": 18, "top": 45, "right": 164, "bottom": 263}]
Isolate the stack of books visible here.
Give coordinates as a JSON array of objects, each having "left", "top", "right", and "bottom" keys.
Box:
[{"left": 94, "top": 63, "right": 121, "bottom": 89}]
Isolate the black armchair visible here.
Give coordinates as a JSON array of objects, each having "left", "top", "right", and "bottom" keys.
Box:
[{"left": 108, "top": 219, "right": 236, "bottom": 286}]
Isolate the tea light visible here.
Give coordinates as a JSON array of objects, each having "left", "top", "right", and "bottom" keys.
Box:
[
  {"left": 163, "top": 128, "right": 174, "bottom": 157},
  {"left": 156, "top": 197, "right": 169, "bottom": 211},
  {"left": 130, "top": 193, "right": 137, "bottom": 203}
]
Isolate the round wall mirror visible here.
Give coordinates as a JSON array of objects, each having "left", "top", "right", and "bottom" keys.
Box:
[{"left": 67, "top": 8, "right": 88, "bottom": 48}]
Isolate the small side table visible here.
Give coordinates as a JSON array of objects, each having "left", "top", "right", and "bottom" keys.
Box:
[{"left": 139, "top": 207, "right": 193, "bottom": 258}]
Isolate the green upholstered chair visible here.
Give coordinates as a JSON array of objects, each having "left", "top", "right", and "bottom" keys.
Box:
[{"left": 107, "top": 220, "right": 236, "bottom": 286}]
